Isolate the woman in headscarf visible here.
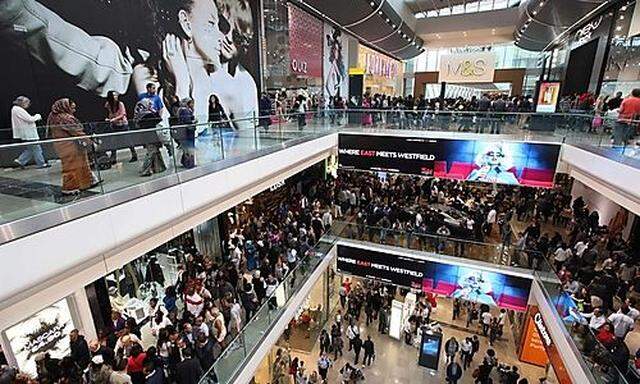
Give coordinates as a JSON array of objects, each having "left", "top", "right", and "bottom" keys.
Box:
[{"left": 47, "top": 98, "right": 96, "bottom": 194}]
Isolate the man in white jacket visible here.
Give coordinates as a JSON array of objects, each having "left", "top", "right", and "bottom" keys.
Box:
[{"left": 12, "top": 96, "right": 49, "bottom": 168}]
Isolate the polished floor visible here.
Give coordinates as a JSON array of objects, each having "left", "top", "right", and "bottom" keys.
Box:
[{"left": 254, "top": 296, "right": 554, "bottom": 384}]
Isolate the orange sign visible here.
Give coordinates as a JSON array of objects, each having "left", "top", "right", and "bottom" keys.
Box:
[
  {"left": 519, "top": 311, "right": 549, "bottom": 367},
  {"left": 526, "top": 306, "right": 573, "bottom": 384}
]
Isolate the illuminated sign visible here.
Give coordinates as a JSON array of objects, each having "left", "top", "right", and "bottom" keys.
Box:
[
  {"left": 533, "top": 312, "right": 552, "bottom": 347},
  {"left": 439, "top": 53, "right": 496, "bottom": 83},
  {"left": 358, "top": 46, "right": 401, "bottom": 79},
  {"left": 575, "top": 16, "right": 603, "bottom": 45}
]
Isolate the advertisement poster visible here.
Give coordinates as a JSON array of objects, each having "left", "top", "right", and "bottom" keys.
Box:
[
  {"left": 323, "top": 23, "right": 349, "bottom": 100},
  {"left": 439, "top": 53, "right": 496, "bottom": 84},
  {"left": 418, "top": 331, "right": 443, "bottom": 370},
  {"left": 337, "top": 245, "right": 532, "bottom": 311},
  {"left": 527, "top": 307, "right": 573, "bottom": 384},
  {"left": 519, "top": 310, "right": 550, "bottom": 367},
  {"left": 0, "top": 0, "right": 262, "bottom": 129},
  {"left": 536, "top": 82, "right": 561, "bottom": 113},
  {"left": 288, "top": 4, "right": 323, "bottom": 78},
  {"left": 338, "top": 134, "right": 561, "bottom": 188},
  {"left": 5, "top": 299, "right": 76, "bottom": 376}
]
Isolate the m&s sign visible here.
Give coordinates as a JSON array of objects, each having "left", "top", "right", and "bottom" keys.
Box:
[{"left": 439, "top": 53, "right": 496, "bottom": 83}]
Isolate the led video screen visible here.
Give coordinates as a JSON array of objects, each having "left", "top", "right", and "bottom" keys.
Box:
[
  {"left": 337, "top": 245, "right": 532, "bottom": 311},
  {"left": 338, "top": 134, "right": 561, "bottom": 188}
]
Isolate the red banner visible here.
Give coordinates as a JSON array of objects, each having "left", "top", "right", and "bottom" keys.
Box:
[{"left": 288, "top": 4, "right": 323, "bottom": 78}]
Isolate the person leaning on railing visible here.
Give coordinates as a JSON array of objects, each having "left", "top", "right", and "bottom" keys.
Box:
[{"left": 11, "top": 96, "right": 50, "bottom": 169}]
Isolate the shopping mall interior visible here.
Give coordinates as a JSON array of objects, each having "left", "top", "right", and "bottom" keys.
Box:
[{"left": 2, "top": 0, "right": 640, "bottom": 384}]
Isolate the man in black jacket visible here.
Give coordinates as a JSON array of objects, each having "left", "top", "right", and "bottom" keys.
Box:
[
  {"left": 69, "top": 329, "right": 90, "bottom": 370},
  {"left": 352, "top": 334, "right": 363, "bottom": 365},
  {"left": 175, "top": 348, "right": 203, "bottom": 384},
  {"left": 363, "top": 336, "right": 375, "bottom": 366}
]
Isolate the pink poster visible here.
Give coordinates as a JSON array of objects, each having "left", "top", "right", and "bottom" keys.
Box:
[{"left": 288, "top": 4, "right": 323, "bottom": 78}]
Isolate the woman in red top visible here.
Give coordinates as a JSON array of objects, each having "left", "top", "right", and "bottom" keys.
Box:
[
  {"left": 126, "top": 343, "right": 147, "bottom": 384},
  {"left": 596, "top": 322, "right": 616, "bottom": 347}
]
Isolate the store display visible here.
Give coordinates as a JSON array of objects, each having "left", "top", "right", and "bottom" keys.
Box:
[
  {"left": 389, "top": 300, "right": 404, "bottom": 340},
  {"left": 418, "top": 331, "right": 443, "bottom": 370},
  {"left": 536, "top": 82, "right": 562, "bottom": 113},
  {"left": 4, "top": 299, "right": 76, "bottom": 376},
  {"left": 338, "top": 134, "right": 561, "bottom": 188}
]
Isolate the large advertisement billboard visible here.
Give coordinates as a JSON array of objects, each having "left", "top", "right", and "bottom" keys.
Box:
[
  {"left": 0, "top": 0, "right": 261, "bottom": 129},
  {"left": 323, "top": 23, "right": 349, "bottom": 100},
  {"left": 337, "top": 245, "right": 532, "bottom": 311},
  {"left": 338, "top": 134, "right": 561, "bottom": 188},
  {"left": 288, "top": 4, "right": 323, "bottom": 78}
]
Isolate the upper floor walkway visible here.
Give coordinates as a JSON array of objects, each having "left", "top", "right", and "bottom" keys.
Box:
[{"left": 1, "top": 109, "right": 638, "bottom": 244}]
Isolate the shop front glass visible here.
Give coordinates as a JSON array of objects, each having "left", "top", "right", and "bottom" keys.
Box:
[
  {"left": 84, "top": 232, "right": 194, "bottom": 347},
  {"left": 602, "top": 2, "right": 640, "bottom": 96}
]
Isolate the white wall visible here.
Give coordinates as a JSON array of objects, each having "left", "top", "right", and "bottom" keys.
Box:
[
  {"left": 0, "top": 134, "right": 337, "bottom": 331},
  {"left": 571, "top": 178, "right": 635, "bottom": 240}
]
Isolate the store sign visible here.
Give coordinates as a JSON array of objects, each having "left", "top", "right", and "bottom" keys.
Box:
[
  {"left": 527, "top": 307, "right": 573, "bottom": 384},
  {"left": 575, "top": 16, "right": 603, "bottom": 45},
  {"left": 269, "top": 179, "right": 286, "bottom": 192},
  {"left": 519, "top": 309, "right": 550, "bottom": 367},
  {"left": 439, "top": 53, "right": 495, "bottom": 83},
  {"left": 533, "top": 313, "right": 552, "bottom": 347},
  {"left": 358, "top": 46, "right": 400, "bottom": 79},
  {"left": 5, "top": 299, "right": 76, "bottom": 376},
  {"left": 288, "top": 4, "right": 323, "bottom": 77}
]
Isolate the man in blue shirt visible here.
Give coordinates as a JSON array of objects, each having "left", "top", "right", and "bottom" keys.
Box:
[{"left": 138, "top": 83, "right": 164, "bottom": 112}]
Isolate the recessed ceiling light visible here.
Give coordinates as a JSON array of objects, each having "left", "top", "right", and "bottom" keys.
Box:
[{"left": 370, "top": 1, "right": 375, "bottom": 6}]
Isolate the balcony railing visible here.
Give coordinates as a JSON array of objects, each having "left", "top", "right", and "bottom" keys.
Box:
[{"left": 0, "top": 108, "right": 636, "bottom": 243}]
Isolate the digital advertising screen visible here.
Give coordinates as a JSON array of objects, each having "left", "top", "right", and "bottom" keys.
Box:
[
  {"left": 536, "top": 82, "right": 562, "bottom": 113},
  {"left": 337, "top": 245, "right": 532, "bottom": 311},
  {"left": 338, "top": 134, "right": 561, "bottom": 188},
  {"left": 418, "top": 331, "right": 443, "bottom": 370}
]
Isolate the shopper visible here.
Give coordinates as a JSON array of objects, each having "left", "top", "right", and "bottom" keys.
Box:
[
  {"left": 363, "top": 336, "right": 375, "bottom": 366},
  {"left": 446, "top": 360, "right": 463, "bottom": 384},
  {"left": 11, "top": 96, "right": 49, "bottom": 168},
  {"left": 346, "top": 323, "right": 360, "bottom": 351},
  {"left": 105, "top": 90, "right": 136, "bottom": 164},
  {"left": 175, "top": 348, "right": 203, "bottom": 384},
  {"left": 445, "top": 336, "right": 459, "bottom": 364},
  {"left": 319, "top": 329, "right": 331, "bottom": 356},
  {"left": 68, "top": 329, "right": 90, "bottom": 371},
  {"left": 47, "top": 98, "right": 97, "bottom": 194},
  {"left": 613, "top": 88, "right": 640, "bottom": 145},
  {"left": 460, "top": 337, "right": 473, "bottom": 370},
  {"left": 481, "top": 311, "right": 493, "bottom": 336},
  {"left": 352, "top": 334, "right": 363, "bottom": 365},
  {"left": 317, "top": 353, "right": 332, "bottom": 381},
  {"left": 331, "top": 324, "right": 343, "bottom": 358},
  {"left": 470, "top": 336, "right": 480, "bottom": 362},
  {"left": 452, "top": 298, "right": 461, "bottom": 321},
  {"left": 378, "top": 305, "right": 388, "bottom": 334}
]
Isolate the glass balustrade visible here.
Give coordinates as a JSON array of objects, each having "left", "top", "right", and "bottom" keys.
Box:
[{"left": 0, "top": 109, "right": 637, "bottom": 236}]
